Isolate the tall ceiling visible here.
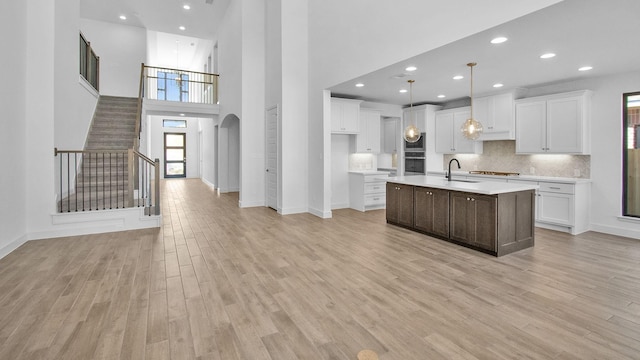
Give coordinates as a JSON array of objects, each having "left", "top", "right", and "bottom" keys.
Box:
[
  {"left": 80, "top": 0, "right": 230, "bottom": 71},
  {"left": 329, "top": 0, "right": 640, "bottom": 106}
]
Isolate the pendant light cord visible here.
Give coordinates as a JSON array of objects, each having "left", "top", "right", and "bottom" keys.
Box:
[{"left": 468, "top": 62, "right": 476, "bottom": 119}]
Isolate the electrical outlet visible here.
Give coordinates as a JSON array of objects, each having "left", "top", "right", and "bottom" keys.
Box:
[
  {"left": 574, "top": 169, "right": 581, "bottom": 177},
  {"left": 530, "top": 167, "right": 535, "bottom": 174}
]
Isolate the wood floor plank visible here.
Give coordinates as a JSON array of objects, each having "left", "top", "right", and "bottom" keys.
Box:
[{"left": 1, "top": 179, "right": 640, "bottom": 359}]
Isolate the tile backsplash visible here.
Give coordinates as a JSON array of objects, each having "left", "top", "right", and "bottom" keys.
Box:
[{"left": 443, "top": 140, "right": 590, "bottom": 178}]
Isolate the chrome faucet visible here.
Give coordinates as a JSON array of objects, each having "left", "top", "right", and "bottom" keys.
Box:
[{"left": 447, "top": 158, "right": 460, "bottom": 181}]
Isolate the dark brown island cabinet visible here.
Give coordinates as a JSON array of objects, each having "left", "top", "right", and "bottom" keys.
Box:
[{"left": 386, "top": 182, "right": 535, "bottom": 256}]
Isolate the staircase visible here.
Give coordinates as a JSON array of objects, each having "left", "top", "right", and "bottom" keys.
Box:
[
  {"left": 59, "top": 96, "right": 139, "bottom": 212},
  {"left": 86, "top": 96, "right": 138, "bottom": 150}
]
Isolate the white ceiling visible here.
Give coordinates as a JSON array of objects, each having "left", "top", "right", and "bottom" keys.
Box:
[
  {"left": 80, "top": 0, "right": 229, "bottom": 72},
  {"left": 329, "top": 0, "right": 640, "bottom": 106}
]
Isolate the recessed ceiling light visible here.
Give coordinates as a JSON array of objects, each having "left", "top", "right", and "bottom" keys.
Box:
[
  {"left": 540, "top": 53, "right": 556, "bottom": 59},
  {"left": 493, "top": 83, "right": 504, "bottom": 88},
  {"left": 119, "top": 15, "right": 127, "bottom": 20},
  {"left": 437, "top": 94, "right": 446, "bottom": 99},
  {"left": 355, "top": 83, "right": 364, "bottom": 87},
  {"left": 405, "top": 66, "right": 417, "bottom": 72},
  {"left": 491, "top": 37, "right": 508, "bottom": 44},
  {"left": 179, "top": 26, "right": 186, "bottom": 31},
  {"left": 183, "top": 4, "right": 191, "bottom": 10},
  {"left": 399, "top": 89, "right": 408, "bottom": 93},
  {"left": 578, "top": 66, "right": 593, "bottom": 72},
  {"left": 180, "top": 113, "right": 185, "bottom": 116},
  {"left": 453, "top": 75, "right": 464, "bottom": 80}
]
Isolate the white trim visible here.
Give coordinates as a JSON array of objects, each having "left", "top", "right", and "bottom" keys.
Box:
[
  {"left": 27, "top": 208, "right": 161, "bottom": 241},
  {"left": 0, "top": 234, "right": 28, "bottom": 260},
  {"left": 78, "top": 74, "right": 99, "bottom": 98},
  {"left": 591, "top": 222, "right": 640, "bottom": 240},
  {"left": 309, "top": 207, "right": 332, "bottom": 218},
  {"left": 279, "top": 207, "right": 308, "bottom": 215},
  {"left": 616, "top": 215, "right": 640, "bottom": 224},
  {"left": 238, "top": 200, "right": 265, "bottom": 208},
  {"left": 202, "top": 178, "right": 216, "bottom": 189}
]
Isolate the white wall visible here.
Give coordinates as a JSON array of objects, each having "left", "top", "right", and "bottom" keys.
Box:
[
  {"left": 199, "top": 117, "right": 219, "bottom": 187},
  {"left": 307, "top": 0, "right": 562, "bottom": 217},
  {"left": 331, "top": 135, "right": 350, "bottom": 209},
  {"left": 0, "top": 0, "right": 27, "bottom": 257},
  {"left": 239, "top": 0, "right": 266, "bottom": 207},
  {"left": 524, "top": 70, "right": 640, "bottom": 238},
  {"left": 25, "top": 0, "right": 57, "bottom": 238},
  {"left": 79, "top": 19, "right": 147, "bottom": 97},
  {"left": 149, "top": 116, "right": 201, "bottom": 179}
]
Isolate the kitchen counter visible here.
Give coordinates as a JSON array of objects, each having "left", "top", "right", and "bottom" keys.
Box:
[
  {"left": 427, "top": 170, "right": 591, "bottom": 184},
  {"left": 386, "top": 176, "right": 536, "bottom": 256},
  {"left": 387, "top": 175, "right": 538, "bottom": 195},
  {"left": 348, "top": 170, "right": 390, "bottom": 175}
]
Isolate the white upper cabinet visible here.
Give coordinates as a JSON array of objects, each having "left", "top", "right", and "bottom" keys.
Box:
[
  {"left": 515, "top": 90, "right": 591, "bottom": 154},
  {"left": 354, "top": 109, "right": 381, "bottom": 153},
  {"left": 331, "top": 98, "right": 362, "bottom": 134},
  {"left": 435, "top": 107, "right": 483, "bottom": 154},
  {"left": 382, "top": 118, "right": 398, "bottom": 153},
  {"left": 475, "top": 92, "right": 516, "bottom": 140}
]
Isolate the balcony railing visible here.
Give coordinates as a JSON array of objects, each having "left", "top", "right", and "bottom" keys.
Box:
[
  {"left": 143, "top": 65, "right": 218, "bottom": 105},
  {"left": 80, "top": 33, "right": 99, "bottom": 90}
]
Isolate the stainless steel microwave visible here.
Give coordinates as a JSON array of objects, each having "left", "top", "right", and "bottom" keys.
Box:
[{"left": 404, "top": 132, "right": 426, "bottom": 151}]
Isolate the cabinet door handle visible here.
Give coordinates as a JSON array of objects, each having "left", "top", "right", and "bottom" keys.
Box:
[
  {"left": 373, "top": 186, "right": 380, "bottom": 190},
  {"left": 373, "top": 197, "right": 380, "bottom": 201},
  {"left": 471, "top": 198, "right": 475, "bottom": 202},
  {"left": 549, "top": 186, "right": 561, "bottom": 190},
  {"left": 466, "top": 197, "right": 470, "bottom": 201}
]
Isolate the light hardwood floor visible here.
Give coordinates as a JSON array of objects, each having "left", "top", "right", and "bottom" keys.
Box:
[{"left": 1, "top": 178, "right": 640, "bottom": 359}]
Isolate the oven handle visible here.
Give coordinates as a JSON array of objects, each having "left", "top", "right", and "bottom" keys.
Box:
[{"left": 405, "top": 157, "right": 426, "bottom": 159}]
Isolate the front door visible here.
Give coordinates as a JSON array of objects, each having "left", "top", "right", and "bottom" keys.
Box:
[{"left": 165, "top": 133, "right": 186, "bottom": 178}]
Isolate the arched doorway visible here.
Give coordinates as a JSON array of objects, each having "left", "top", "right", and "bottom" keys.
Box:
[{"left": 218, "top": 114, "right": 240, "bottom": 193}]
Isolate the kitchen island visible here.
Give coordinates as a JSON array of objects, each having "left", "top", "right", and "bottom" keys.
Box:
[{"left": 386, "top": 176, "right": 538, "bottom": 256}]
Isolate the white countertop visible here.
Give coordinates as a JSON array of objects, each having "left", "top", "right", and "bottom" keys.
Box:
[
  {"left": 348, "top": 170, "right": 390, "bottom": 175},
  {"left": 427, "top": 170, "right": 591, "bottom": 184},
  {"left": 387, "top": 175, "right": 538, "bottom": 195}
]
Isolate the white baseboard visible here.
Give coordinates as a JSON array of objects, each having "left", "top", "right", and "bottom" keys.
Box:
[
  {"left": 279, "top": 207, "right": 308, "bottom": 215},
  {"left": 201, "top": 178, "right": 216, "bottom": 189},
  {"left": 589, "top": 222, "right": 640, "bottom": 240},
  {"left": 331, "top": 202, "right": 350, "bottom": 210},
  {"left": 28, "top": 208, "right": 161, "bottom": 241},
  {"left": 238, "top": 200, "right": 265, "bottom": 208},
  {"left": 0, "top": 234, "right": 28, "bottom": 260},
  {"left": 309, "top": 207, "right": 332, "bottom": 218}
]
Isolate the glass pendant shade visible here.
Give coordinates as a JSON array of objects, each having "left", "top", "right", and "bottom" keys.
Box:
[
  {"left": 403, "top": 79, "right": 422, "bottom": 143},
  {"left": 461, "top": 62, "right": 484, "bottom": 140},
  {"left": 460, "top": 117, "right": 483, "bottom": 140},
  {"left": 404, "top": 124, "right": 421, "bottom": 143}
]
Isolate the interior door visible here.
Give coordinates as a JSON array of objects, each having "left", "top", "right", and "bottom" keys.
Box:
[
  {"left": 164, "top": 133, "right": 186, "bottom": 178},
  {"left": 266, "top": 106, "right": 278, "bottom": 210}
]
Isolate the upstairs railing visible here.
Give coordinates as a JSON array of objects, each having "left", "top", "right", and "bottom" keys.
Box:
[
  {"left": 54, "top": 148, "right": 160, "bottom": 215},
  {"left": 79, "top": 33, "right": 99, "bottom": 90},
  {"left": 134, "top": 63, "right": 219, "bottom": 149}
]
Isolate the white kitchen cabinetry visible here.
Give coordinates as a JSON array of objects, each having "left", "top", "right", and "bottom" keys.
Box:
[
  {"left": 435, "top": 107, "right": 483, "bottom": 154},
  {"left": 353, "top": 109, "right": 381, "bottom": 153},
  {"left": 475, "top": 93, "right": 516, "bottom": 141},
  {"left": 515, "top": 90, "right": 591, "bottom": 154},
  {"left": 508, "top": 178, "right": 590, "bottom": 235},
  {"left": 383, "top": 118, "right": 398, "bottom": 153},
  {"left": 349, "top": 172, "right": 387, "bottom": 211},
  {"left": 331, "top": 98, "right": 362, "bottom": 134}
]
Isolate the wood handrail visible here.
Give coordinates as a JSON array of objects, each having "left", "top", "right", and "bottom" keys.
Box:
[
  {"left": 144, "top": 64, "right": 220, "bottom": 78},
  {"left": 135, "top": 63, "right": 145, "bottom": 150}
]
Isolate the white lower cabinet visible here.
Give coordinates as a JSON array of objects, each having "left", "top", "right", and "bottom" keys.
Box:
[
  {"left": 349, "top": 172, "right": 387, "bottom": 211},
  {"left": 508, "top": 179, "right": 589, "bottom": 235}
]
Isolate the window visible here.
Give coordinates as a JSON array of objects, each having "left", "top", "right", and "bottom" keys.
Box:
[
  {"left": 157, "top": 71, "right": 189, "bottom": 102},
  {"left": 623, "top": 92, "right": 640, "bottom": 217},
  {"left": 163, "top": 119, "right": 187, "bottom": 128}
]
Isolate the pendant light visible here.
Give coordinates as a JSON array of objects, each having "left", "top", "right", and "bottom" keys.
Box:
[
  {"left": 403, "top": 79, "right": 421, "bottom": 143},
  {"left": 460, "top": 62, "right": 483, "bottom": 140}
]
